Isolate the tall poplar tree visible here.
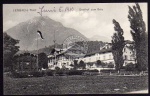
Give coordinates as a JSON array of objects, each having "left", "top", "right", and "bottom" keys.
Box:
[
  {"left": 128, "top": 3, "right": 147, "bottom": 71},
  {"left": 112, "top": 19, "right": 125, "bottom": 73}
]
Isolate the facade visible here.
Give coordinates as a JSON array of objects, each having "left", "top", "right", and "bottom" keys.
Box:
[
  {"left": 47, "top": 43, "right": 87, "bottom": 70},
  {"left": 48, "top": 51, "right": 74, "bottom": 70},
  {"left": 123, "top": 42, "right": 136, "bottom": 66}
]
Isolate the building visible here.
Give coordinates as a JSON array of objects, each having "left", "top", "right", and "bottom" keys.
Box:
[
  {"left": 47, "top": 42, "right": 87, "bottom": 70},
  {"left": 13, "top": 51, "right": 38, "bottom": 72},
  {"left": 48, "top": 48, "right": 74, "bottom": 70},
  {"left": 123, "top": 41, "right": 136, "bottom": 66},
  {"left": 78, "top": 41, "right": 136, "bottom": 70}
]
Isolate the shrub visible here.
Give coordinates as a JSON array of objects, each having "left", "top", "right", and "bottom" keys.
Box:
[
  {"left": 83, "top": 69, "right": 99, "bottom": 75},
  {"left": 125, "top": 63, "right": 136, "bottom": 71},
  {"left": 11, "top": 71, "right": 45, "bottom": 78},
  {"left": 107, "top": 62, "right": 114, "bottom": 68},
  {"left": 55, "top": 67, "right": 60, "bottom": 71},
  {"left": 87, "top": 69, "right": 99, "bottom": 72},
  {"left": 31, "top": 71, "right": 44, "bottom": 77},
  {"left": 11, "top": 71, "right": 29, "bottom": 78},
  {"left": 45, "top": 69, "right": 54, "bottom": 76},
  {"left": 55, "top": 70, "right": 64, "bottom": 75},
  {"left": 67, "top": 70, "right": 85, "bottom": 75},
  {"left": 100, "top": 69, "right": 116, "bottom": 73}
]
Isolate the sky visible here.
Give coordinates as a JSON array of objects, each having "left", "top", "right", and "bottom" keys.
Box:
[{"left": 3, "top": 3, "right": 148, "bottom": 41}]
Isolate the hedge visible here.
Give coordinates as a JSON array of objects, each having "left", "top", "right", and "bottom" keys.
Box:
[
  {"left": 11, "top": 71, "right": 45, "bottom": 78},
  {"left": 67, "top": 70, "right": 86, "bottom": 75},
  {"left": 100, "top": 69, "right": 116, "bottom": 73}
]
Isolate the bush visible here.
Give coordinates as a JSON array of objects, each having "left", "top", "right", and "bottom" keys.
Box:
[
  {"left": 67, "top": 70, "right": 85, "bottom": 75},
  {"left": 11, "top": 71, "right": 45, "bottom": 78},
  {"left": 100, "top": 69, "right": 116, "bottom": 73},
  {"left": 107, "top": 63, "right": 114, "bottom": 68},
  {"left": 125, "top": 63, "right": 136, "bottom": 71},
  {"left": 87, "top": 69, "right": 99, "bottom": 72},
  {"left": 31, "top": 71, "right": 44, "bottom": 77},
  {"left": 83, "top": 69, "right": 99, "bottom": 75},
  {"left": 55, "top": 67, "right": 60, "bottom": 71},
  {"left": 11, "top": 71, "right": 29, "bottom": 78},
  {"left": 45, "top": 69, "right": 54, "bottom": 76},
  {"left": 55, "top": 70, "right": 64, "bottom": 75}
]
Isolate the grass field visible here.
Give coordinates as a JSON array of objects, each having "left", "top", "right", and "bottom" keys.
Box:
[{"left": 4, "top": 75, "right": 148, "bottom": 95}]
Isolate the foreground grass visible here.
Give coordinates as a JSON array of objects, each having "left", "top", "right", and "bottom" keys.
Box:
[{"left": 4, "top": 75, "right": 148, "bottom": 95}]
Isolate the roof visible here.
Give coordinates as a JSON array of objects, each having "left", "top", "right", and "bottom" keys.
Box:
[
  {"left": 125, "top": 40, "right": 134, "bottom": 44},
  {"left": 14, "top": 50, "right": 38, "bottom": 57}
]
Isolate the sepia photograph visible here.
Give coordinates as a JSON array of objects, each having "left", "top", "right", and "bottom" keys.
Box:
[{"left": 3, "top": 3, "right": 148, "bottom": 95}]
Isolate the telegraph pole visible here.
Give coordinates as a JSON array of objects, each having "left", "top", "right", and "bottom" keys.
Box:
[
  {"left": 36, "top": 33, "right": 39, "bottom": 71},
  {"left": 53, "top": 30, "right": 56, "bottom": 66}
]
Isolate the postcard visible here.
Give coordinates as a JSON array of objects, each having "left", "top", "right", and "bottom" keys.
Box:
[{"left": 3, "top": 3, "right": 148, "bottom": 95}]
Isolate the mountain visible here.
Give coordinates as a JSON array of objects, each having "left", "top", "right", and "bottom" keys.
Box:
[
  {"left": 5, "top": 16, "right": 88, "bottom": 50},
  {"left": 89, "top": 35, "right": 111, "bottom": 43}
]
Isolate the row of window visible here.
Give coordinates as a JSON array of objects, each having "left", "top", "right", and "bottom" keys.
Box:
[{"left": 84, "top": 54, "right": 113, "bottom": 62}]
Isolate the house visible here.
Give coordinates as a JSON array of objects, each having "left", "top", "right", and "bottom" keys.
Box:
[
  {"left": 123, "top": 41, "right": 136, "bottom": 66},
  {"left": 13, "top": 50, "right": 38, "bottom": 72},
  {"left": 47, "top": 42, "right": 87, "bottom": 70},
  {"left": 47, "top": 48, "right": 74, "bottom": 70}
]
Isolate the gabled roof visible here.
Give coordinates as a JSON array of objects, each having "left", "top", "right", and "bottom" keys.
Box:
[
  {"left": 14, "top": 50, "right": 38, "bottom": 57},
  {"left": 124, "top": 40, "right": 134, "bottom": 44}
]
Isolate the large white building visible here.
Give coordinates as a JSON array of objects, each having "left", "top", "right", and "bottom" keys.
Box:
[{"left": 78, "top": 41, "right": 136, "bottom": 69}]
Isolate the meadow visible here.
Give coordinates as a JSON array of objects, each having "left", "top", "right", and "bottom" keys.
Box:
[{"left": 4, "top": 74, "right": 148, "bottom": 95}]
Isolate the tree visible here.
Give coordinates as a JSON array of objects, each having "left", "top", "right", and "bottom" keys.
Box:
[
  {"left": 101, "top": 62, "right": 106, "bottom": 68},
  {"left": 38, "top": 52, "right": 48, "bottom": 69},
  {"left": 107, "top": 62, "right": 114, "bottom": 68},
  {"left": 79, "top": 60, "right": 86, "bottom": 69},
  {"left": 73, "top": 60, "right": 78, "bottom": 70},
  {"left": 3, "top": 32, "right": 19, "bottom": 71},
  {"left": 112, "top": 19, "right": 125, "bottom": 73},
  {"left": 96, "top": 60, "right": 102, "bottom": 67},
  {"left": 55, "top": 66, "right": 60, "bottom": 71},
  {"left": 125, "top": 63, "right": 135, "bottom": 71},
  {"left": 128, "top": 3, "right": 148, "bottom": 71}
]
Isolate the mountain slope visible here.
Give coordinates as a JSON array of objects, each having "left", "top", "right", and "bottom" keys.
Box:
[
  {"left": 90, "top": 35, "right": 111, "bottom": 43},
  {"left": 5, "top": 16, "right": 88, "bottom": 50}
]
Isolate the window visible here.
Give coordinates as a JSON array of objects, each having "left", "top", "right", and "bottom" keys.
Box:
[
  {"left": 130, "top": 57, "right": 132, "bottom": 60},
  {"left": 96, "top": 57, "right": 98, "bottom": 60},
  {"left": 109, "top": 55, "right": 111, "bottom": 59},
  {"left": 89, "top": 58, "right": 91, "bottom": 62},
  {"left": 124, "top": 55, "right": 127, "bottom": 60},
  {"left": 103, "top": 55, "right": 105, "bottom": 60}
]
